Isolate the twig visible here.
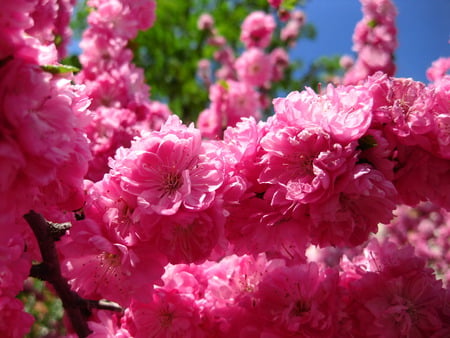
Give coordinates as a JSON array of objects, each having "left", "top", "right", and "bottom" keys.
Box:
[{"left": 24, "top": 210, "right": 92, "bottom": 338}]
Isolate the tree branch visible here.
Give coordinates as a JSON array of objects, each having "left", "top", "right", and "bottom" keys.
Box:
[{"left": 24, "top": 210, "right": 92, "bottom": 338}]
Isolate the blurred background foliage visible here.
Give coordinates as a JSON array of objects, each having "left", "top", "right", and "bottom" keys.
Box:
[{"left": 19, "top": 279, "right": 65, "bottom": 337}]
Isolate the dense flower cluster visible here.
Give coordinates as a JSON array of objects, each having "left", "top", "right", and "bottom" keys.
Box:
[
  {"left": 0, "top": 0, "right": 449, "bottom": 336},
  {"left": 0, "top": 0, "right": 74, "bottom": 64},
  {"left": 82, "top": 240, "right": 450, "bottom": 337}
]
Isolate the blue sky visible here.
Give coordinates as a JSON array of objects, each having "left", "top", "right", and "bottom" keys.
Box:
[{"left": 297, "top": 0, "right": 450, "bottom": 83}]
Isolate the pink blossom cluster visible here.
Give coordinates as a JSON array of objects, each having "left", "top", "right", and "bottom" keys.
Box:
[
  {"left": 343, "top": 0, "right": 398, "bottom": 85},
  {"left": 0, "top": 0, "right": 75, "bottom": 64},
  {"left": 83, "top": 239, "right": 450, "bottom": 337},
  {"left": 381, "top": 202, "right": 450, "bottom": 287},
  {"left": 0, "top": 1, "right": 92, "bottom": 336},
  {"left": 197, "top": 10, "right": 296, "bottom": 139},
  {"left": 280, "top": 9, "right": 306, "bottom": 44},
  {"left": 0, "top": 60, "right": 92, "bottom": 228},
  {"left": 0, "top": 3, "right": 92, "bottom": 242},
  {"left": 427, "top": 56, "right": 450, "bottom": 83},
  {"left": 77, "top": 0, "right": 171, "bottom": 181}
]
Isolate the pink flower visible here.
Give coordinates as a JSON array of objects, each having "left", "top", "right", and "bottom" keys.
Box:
[
  {"left": 59, "top": 218, "right": 167, "bottom": 307},
  {"left": 161, "top": 263, "right": 209, "bottom": 301},
  {"left": 87, "top": 310, "right": 132, "bottom": 338},
  {"left": 140, "top": 100, "right": 172, "bottom": 131},
  {"left": 88, "top": 0, "right": 156, "bottom": 40},
  {"left": 144, "top": 205, "right": 226, "bottom": 264},
  {"left": 255, "top": 262, "right": 339, "bottom": 336},
  {"left": 0, "top": 296, "right": 34, "bottom": 338},
  {"left": 122, "top": 290, "right": 204, "bottom": 338},
  {"left": 197, "top": 13, "right": 214, "bottom": 31},
  {"left": 281, "top": 19, "right": 301, "bottom": 42},
  {"left": 225, "top": 194, "right": 309, "bottom": 262},
  {"left": 0, "top": 59, "right": 91, "bottom": 221},
  {"left": 426, "top": 57, "right": 450, "bottom": 82},
  {"left": 205, "top": 80, "right": 262, "bottom": 138},
  {"left": 340, "top": 55, "right": 354, "bottom": 70},
  {"left": 383, "top": 202, "right": 450, "bottom": 287},
  {"left": 260, "top": 125, "right": 358, "bottom": 204},
  {"left": 267, "top": 0, "right": 282, "bottom": 8},
  {"left": 342, "top": 239, "right": 448, "bottom": 338},
  {"left": 0, "top": 234, "right": 31, "bottom": 298},
  {"left": 83, "top": 175, "right": 144, "bottom": 245},
  {"left": 0, "top": 0, "right": 58, "bottom": 64},
  {"left": 377, "top": 77, "right": 435, "bottom": 142},
  {"left": 0, "top": 1, "right": 34, "bottom": 59},
  {"left": 324, "top": 84, "right": 374, "bottom": 143},
  {"left": 240, "top": 11, "right": 276, "bottom": 49},
  {"left": 78, "top": 33, "right": 131, "bottom": 76},
  {"left": 272, "top": 83, "right": 373, "bottom": 145},
  {"left": 84, "top": 107, "right": 139, "bottom": 182},
  {"left": 197, "top": 108, "right": 221, "bottom": 139},
  {"left": 309, "top": 164, "right": 398, "bottom": 247},
  {"left": 221, "top": 117, "right": 267, "bottom": 195},
  {"left": 111, "top": 115, "right": 224, "bottom": 215},
  {"left": 203, "top": 254, "right": 285, "bottom": 313},
  {"left": 235, "top": 48, "right": 273, "bottom": 87},
  {"left": 270, "top": 47, "right": 289, "bottom": 82},
  {"left": 429, "top": 75, "right": 450, "bottom": 158},
  {"left": 394, "top": 145, "right": 450, "bottom": 209},
  {"left": 357, "top": 128, "right": 397, "bottom": 180}
]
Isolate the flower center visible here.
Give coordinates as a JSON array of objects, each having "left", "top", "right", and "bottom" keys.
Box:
[
  {"left": 159, "top": 308, "right": 174, "bottom": 328},
  {"left": 291, "top": 299, "right": 311, "bottom": 316},
  {"left": 162, "top": 171, "right": 183, "bottom": 197},
  {"left": 298, "top": 154, "right": 314, "bottom": 176},
  {"left": 98, "top": 252, "right": 120, "bottom": 268}
]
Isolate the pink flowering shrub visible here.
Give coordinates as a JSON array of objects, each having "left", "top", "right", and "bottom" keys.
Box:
[{"left": 1, "top": 0, "right": 449, "bottom": 336}]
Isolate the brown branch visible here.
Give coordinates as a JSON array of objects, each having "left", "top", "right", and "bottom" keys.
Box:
[{"left": 24, "top": 210, "right": 92, "bottom": 338}]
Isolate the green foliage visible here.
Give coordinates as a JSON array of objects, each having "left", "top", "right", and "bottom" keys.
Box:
[
  {"left": 297, "top": 55, "right": 343, "bottom": 92},
  {"left": 130, "top": 0, "right": 318, "bottom": 120},
  {"left": 19, "top": 278, "right": 65, "bottom": 337},
  {"left": 41, "top": 64, "right": 80, "bottom": 74}
]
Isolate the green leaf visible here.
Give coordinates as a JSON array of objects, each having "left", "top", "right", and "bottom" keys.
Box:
[
  {"left": 218, "top": 79, "right": 230, "bottom": 90},
  {"left": 41, "top": 64, "right": 80, "bottom": 74},
  {"left": 367, "top": 19, "right": 377, "bottom": 28},
  {"left": 282, "top": 0, "right": 299, "bottom": 11}
]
